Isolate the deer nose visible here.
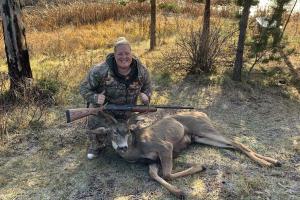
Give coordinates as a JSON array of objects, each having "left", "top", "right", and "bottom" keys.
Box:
[{"left": 118, "top": 146, "right": 128, "bottom": 152}]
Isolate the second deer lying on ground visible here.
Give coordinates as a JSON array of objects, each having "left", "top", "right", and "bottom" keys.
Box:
[{"left": 92, "top": 111, "right": 280, "bottom": 198}]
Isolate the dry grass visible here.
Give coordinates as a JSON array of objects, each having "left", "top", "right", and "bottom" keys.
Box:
[
  {"left": 21, "top": 1, "right": 239, "bottom": 32},
  {"left": 23, "top": 2, "right": 151, "bottom": 31},
  {"left": 1, "top": 76, "right": 300, "bottom": 200},
  {"left": 0, "top": 15, "right": 199, "bottom": 59}
]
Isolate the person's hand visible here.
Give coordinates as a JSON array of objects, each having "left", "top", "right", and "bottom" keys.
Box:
[
  {"left": 140, "top": 92, "right": 150, "bottom": 105},
  {"left": 96, "top": 91, "right": 105, "bottom": 105}
]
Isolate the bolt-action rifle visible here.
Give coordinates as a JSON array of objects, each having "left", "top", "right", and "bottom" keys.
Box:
[{"left": 66, "top": 104, "right": 194, "bottom": 123}]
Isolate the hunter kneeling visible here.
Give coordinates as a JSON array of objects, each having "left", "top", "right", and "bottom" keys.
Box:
[{"left": 79, "top": 37, "right": 152, "bottom": 159}]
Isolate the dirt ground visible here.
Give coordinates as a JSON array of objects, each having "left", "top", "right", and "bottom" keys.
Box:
[{"left": 1, "top": 79, "right": 300, "bottom": 200}]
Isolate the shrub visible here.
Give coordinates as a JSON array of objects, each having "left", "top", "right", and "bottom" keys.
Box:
[
  {"left": 36, "top": 78, "right": 61, "bottom": 97},
  {"left": 153, "top": 71, "right": 173, "bottom": 87},
  {"left": 0, "top": 79, "right": 56, "bottom": 137},
  {"left": 161, "top": 25, "right": 236, "bottom": 75},
  {"left": 158, "top": 2, "right": 180, "bottom": 13},
  {"left": 117, "top": 0, "right": 129, "bottom": 6}
]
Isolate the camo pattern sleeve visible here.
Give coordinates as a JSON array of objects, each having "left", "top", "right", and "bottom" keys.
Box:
[{"left": 79, "top": 63, "right": 109, "bottom": 105}]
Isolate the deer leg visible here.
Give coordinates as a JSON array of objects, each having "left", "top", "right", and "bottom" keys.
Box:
[
  {"left": 194, "top": 136, "right": 234, "bottom": 148},
  {"left": 148, "top": 164, "right": 186, "bottom": 199},
  {"left": 158, "top": 142, "right": 174, "bottom": 180},
  {"left": 233, "top": 141, "right": 280, "bottom": 165},
  {"left": 232, "top": 141, "right": 281, "bottom": 167},
  {"left": 236, "top": 147, "right": 272, "bottom": 166},
  {"left": 169, "top": 164, "right": 206, "bottom": 179},
  {"left": 194, "top": 135, "right": 279, "bottom": 167},
  {"left": 253, "top": 152, "right": 281, "bottom": 166},
  {"left": 158, "top": 142, "right": 205, "bottom": 180}
]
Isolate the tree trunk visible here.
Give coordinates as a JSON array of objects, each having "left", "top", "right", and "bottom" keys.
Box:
[
  {"left": 1, "top": 0, "right": 32, "bottom": 93},
  {"left": 232, "top": 1, "right": 252, "bottom": 81},
  {"left": 198, "top": 0, "right": 211, "bottom": 73},
  {"left": 270, "top": 0, "right": 292, "bottom": 47},
  {"left": 150, "top": 0, "right": 156, "bottom": 50}
]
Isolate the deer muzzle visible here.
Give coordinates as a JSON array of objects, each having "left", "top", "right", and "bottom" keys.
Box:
[{"left": 117, "top": 146, "right": 128, "bottom": 152}]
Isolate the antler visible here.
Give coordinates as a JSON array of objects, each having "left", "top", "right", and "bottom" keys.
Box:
[
  {"left": 126, "top": 113, "right": 146, "bottom": 131},
  {"left": 98, "top": 111, "right": 118, "bottom": 124}
]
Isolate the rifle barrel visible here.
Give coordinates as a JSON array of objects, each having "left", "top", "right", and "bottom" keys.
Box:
[
  {"left": 153, "top": 105, "right": 194, "bottom": 109},
  {"left": 102, "top": 104, "right": 194, "bottom": 111}
]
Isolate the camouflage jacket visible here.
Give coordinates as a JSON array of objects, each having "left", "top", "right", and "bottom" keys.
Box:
[{"left": 80, "top": 53, "right": 152, "bottom": 111}]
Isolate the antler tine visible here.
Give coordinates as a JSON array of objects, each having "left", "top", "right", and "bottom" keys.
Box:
[
  {"left": 99, "top": 111, "right": 118, "bottom": 124},
  {"left": 127, "top": 113, "right": 140, "bottom": 125}
]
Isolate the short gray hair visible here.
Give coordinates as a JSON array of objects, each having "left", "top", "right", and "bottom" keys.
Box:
[{"left": 114, "top": 37, "right": 131, "bottom": 52}]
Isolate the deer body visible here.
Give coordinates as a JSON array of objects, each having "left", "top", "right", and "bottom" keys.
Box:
[
  {"left": 109, "top": 111, "right": 280, "bottom": 198},
  {"left": 116, "top": 112, "right": 234, "bottom": 162},
  {"left": 119, "top": 117, "right": 187, "bottom": 162}
]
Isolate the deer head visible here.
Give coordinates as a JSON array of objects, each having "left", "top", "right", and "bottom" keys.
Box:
[
  {"left": 99, "top": 112, "right": 139, "bottom": 153},
  {"left": 111, "top": 122, "right": 131, "bottom": 153}
]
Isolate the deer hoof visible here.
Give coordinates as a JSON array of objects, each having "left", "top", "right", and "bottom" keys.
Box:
[
  {"left": 174, "top": 190, "right": 186, "bottom": 200},
  {"left": 274, "top": 161, "right": 282, "bottom": 167},
  {"left": 200, "top": 165, "right": 207, "bottom": 171}
]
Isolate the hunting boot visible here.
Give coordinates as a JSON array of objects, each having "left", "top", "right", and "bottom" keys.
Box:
[
  {"left": 86, "top": 112, "right": 109, "bottom": 160},
  {"left": 87, "top": 131, "right": 106, "bottom": 160}
]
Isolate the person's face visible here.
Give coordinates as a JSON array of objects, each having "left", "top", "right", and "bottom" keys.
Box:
[{"left": 114, "top": 44, "right": 132, "bottom": 70}]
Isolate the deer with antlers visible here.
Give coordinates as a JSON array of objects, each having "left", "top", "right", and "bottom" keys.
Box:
[{"left": 90, "top": 111, "right": 280, "bottom": 199}]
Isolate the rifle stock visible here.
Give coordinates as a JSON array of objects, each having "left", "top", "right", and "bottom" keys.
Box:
[{"left": 66, "top": 107, "right": 101, "bottom": 123}]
